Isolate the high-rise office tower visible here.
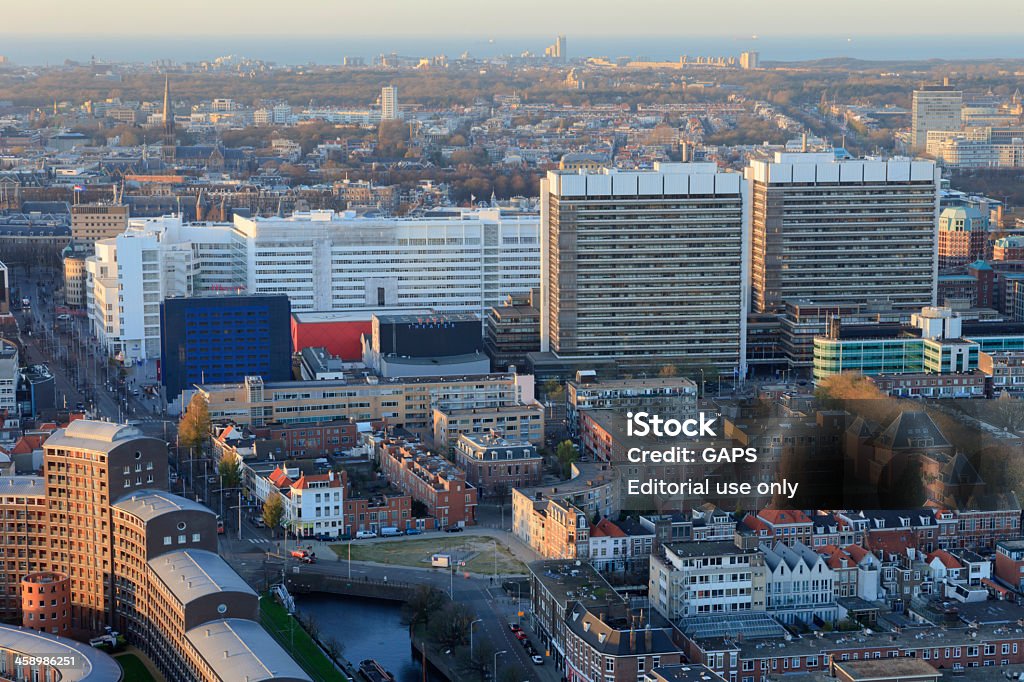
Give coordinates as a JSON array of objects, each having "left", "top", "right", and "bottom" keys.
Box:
[
  {"left": 912, "top": 83, "right": 962, "bottom": 150},
  {"left": 544, "top": 35, "right": 567, "bottom": 61},
  {"left": 540, "top": 163, "right": 748, "bottom": 374},
  {"left": 380, "top": 85, "right": 398, "bottom": 120},
  {"left": 748, "top": 152, "right": 939, "bottom": 316},
  {"left": 740, "top": 51, "right": 759, "bottom": 70}
]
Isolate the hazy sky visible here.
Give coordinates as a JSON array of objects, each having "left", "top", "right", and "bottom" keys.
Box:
[{"left": 8, "top": 0, "right": 1023, "bottom": 37}]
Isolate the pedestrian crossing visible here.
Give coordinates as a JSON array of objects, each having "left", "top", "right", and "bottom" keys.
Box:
[{"left": 246, "top": 538, "right": 272, "bottom": 545}]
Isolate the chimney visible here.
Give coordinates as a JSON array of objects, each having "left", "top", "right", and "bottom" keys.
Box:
[
  {"left": 646, "top": 627, "right": 652, "bottom": 650},
  {"left": 630, "top": 627, "right": 636, "bottom": 652}
]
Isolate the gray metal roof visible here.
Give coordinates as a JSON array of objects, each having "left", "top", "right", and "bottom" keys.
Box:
[
  {"left": 113, "top": 489, "right": 214, "bottom": 523},
  {"left": 148, "top": 549, "right": 256, "bottom": 606},
  {"left": 0, "top": 476, "right": 47, "bottom": 496},
  {"left": 43, "top": 420, "right": 147, "bottom": 453},
  {"left": 0, "top": 623, "right": 123, "bottom": 681},
  {"left": 184, "top": 619, "right": 312, "bottom": 682}
]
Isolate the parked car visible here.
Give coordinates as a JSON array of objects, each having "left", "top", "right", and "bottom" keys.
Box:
[
  {"left": 253, "top": 517, "right": 266, "bottom": 528},
  {"left": 444, "top": 525, "right": 464, "bottom": 533},
  {"left": 514, "top": 631, "right": 528, "bottom": 642},
  {"left": 531, "top": 655, "right": 544, "bottom": 665},
  {"left": 404, "top": 528, "right": 423, "bottom": 535},
  {"left": 355, "top": 530, "right": 378, "bottom": 539}
]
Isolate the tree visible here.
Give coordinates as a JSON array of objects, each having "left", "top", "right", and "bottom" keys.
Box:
[
  {"left": 542, "top": 379, "right": 565, "bottom": 403},
  {"left": 218, "top": 451, "right": 241, "bottom": 489},
  {"left": 658, "top": 364, "right": 678, "bottom": 378},
  {"left": 555, "top": 440, "right": 579, "bottom": 478},
  {"left": 323, "top": 635, "right": 344, "bottom": 662},
  {"left": 402, "top": 585, "right": 446, "bottom": 628},
  {"left": 411, "top": 499, "right": 429, "bottom": 518},
  {"left": 428, "top": 602, "right": 474, "bottom": 649},
  {"left": 263, "top": 491, "right": 286, "bottom": 538},
  {"left": 178, "top": 393, "right": 211, "bottom": 452}
]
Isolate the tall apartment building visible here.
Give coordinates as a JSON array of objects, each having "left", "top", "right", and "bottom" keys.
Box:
[
  {"left": 739, "top": 51, "right": 759, "bottom": 69},
  {"left": 71, "top": 203, "right": 128, "bottom": 246},
  {"left": 0, "top": 422, "right": 310, "bottom": 681},
  {"left": 540, "top": 163, "right": 748, "bottom": 374},
  {"left": 912, "top": 84, "right": 963, "bottom": 150},
  {"left": 748, "top": 152, "right": 939, "bottom": 315},
  {"left": 42, "top": 421, "right": 169, "bottom": 632},
  {"left": 380, "top": 85, "right": 398, "bottom": 120}
]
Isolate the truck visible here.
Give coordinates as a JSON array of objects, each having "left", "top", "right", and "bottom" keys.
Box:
[{"left": 431, "top": 553, "right": 451, "bottom": 568}]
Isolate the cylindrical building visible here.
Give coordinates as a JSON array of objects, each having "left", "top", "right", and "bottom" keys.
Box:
[{"left": 20, "top": 572, "right": 71, "bottom": 635}]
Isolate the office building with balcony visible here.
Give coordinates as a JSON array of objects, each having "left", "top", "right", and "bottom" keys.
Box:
[
  {"left": 748, "top": 153, "right": 939, "bottom": 317},
  {"left": 539, "top": 163, "right": 748, "bottom": 376}
]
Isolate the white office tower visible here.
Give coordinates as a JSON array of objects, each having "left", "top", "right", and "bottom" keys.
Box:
[
  {"left": 231, "top": 209, "right": 539, "bottom": 313},
  {"left": 912, "top": 84, "right": 962, "bottom": 150},
  {"left": 540, "top": 163, "right": 748, "bottom": 373},
  {"left": 380, "top": 86, "right": 398, "bottom": 120}
]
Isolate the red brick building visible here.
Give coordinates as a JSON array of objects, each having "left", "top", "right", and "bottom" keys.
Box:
[{"left": 375, "top": 437, "right": 477, "bottom": 528}]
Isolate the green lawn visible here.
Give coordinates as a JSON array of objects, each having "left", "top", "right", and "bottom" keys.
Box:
[
  {"left": 115, "top": 653, "right": 157, "bottom": 682},
  {"left": 329, "top": 536, "right": 527, "bottom": 575},
  {"left": 260, "top": 594, "right": 348, "bottom": 682}
]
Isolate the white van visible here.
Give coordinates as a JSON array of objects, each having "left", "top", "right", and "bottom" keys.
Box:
[
  {"left": 356, "top": 530, "right": 378, "bottom": 539},
  {"left": 380, "top": 527, "right": 402, "bottom": 537}
]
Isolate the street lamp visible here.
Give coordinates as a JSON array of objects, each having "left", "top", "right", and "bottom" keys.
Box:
[
  {"left": 493, "top": 650, "right": 506, "bottom": 680},
  {"left": 469, "top": 618, "right": 482, "bottom": 659}
]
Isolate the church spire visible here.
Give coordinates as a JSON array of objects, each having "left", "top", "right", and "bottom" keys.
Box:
[{"left": 162, "top": 74, "right": 175, "bottom": 162}]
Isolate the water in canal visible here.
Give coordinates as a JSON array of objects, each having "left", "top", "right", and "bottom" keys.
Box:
[{"left": 293, "top": 593, "right": 444, "bottom": 682}]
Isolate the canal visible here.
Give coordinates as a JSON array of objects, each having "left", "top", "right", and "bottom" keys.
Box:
[{"left": 294, "top": 593, "right": 444, "bottom": 682}]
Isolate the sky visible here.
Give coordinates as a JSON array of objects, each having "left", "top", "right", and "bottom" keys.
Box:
[{"left": 8, "top": 0, "right": 1024, "bottom": 37}]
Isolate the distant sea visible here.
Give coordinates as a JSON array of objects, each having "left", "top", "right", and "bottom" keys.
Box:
[{"left": 0, "top": 34, "right": 1022, "bottom": 66}]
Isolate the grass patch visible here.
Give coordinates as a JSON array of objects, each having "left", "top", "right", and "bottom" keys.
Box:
[
  {"left": 330, "top": 536, "right": 527, "bottom": 574},
  {"left": 114, "top": 654, "right": 157, "bottom": 682},
  {"left": 260, "top": 594, "right": 347, "bottom": 682}
]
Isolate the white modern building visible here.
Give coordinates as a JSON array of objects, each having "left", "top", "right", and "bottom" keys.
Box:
[
  {"left": 380, "top": 85, "right": 399, "bottom": 121},
  {"left": 230, "top": 209, "right": 539, "bottom": 314},
  {"left": 0, "top": 340, "right": 16, "bottom": 417},
  {"left": 84, "top": 216, "right": 236, "bottom": 362},
  {"left": 648, "top": 540, "right": 767, "bottom": 620},
  {"left": 83, "top": 209, "right": 539, "bottom": 362},
  {"left": 761, "top": 541, "right": 838, "bottom": 625},
  {"left": 911, "top": 85, "right": 963, "bottom": 150}
]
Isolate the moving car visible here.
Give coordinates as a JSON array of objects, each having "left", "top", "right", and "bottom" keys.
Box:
[
  {"left": 508, "top": 623, "right": 521, "bottom": 632},
  {"left": 531, "top": 655, "right": 544, "bottom": 665},
  {"left": 444, "top": 525, "right": 464, "bottom": 533},
  {"left": 355, "top": 530, "right": 378, "bottom": 539}
]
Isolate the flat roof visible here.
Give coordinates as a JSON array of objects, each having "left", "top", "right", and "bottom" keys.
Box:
[
  {"left": 833, "top": 658, "right": 939, "bottom": 680},
  {"left": 113, "top": 489, "right": 214, "bottom": 523},
  {"left": 185, "top": 618, "right": 312, "bottom": 682},
  {"left": 0, "top": 623, "right": 123, "bottom": 681},
  {"left": 292, "top": 308, "right": 434, "bottom": 324},
  {"left": 148, "top": 549, "right": 256, "bottom": 606}
]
